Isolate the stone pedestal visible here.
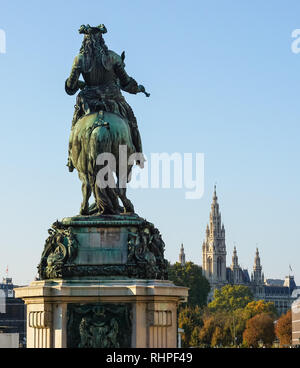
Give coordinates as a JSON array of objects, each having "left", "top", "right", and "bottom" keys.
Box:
[
  {"left": 36, "top": 214, "right": 170, "bottom": 281},
  {"left": 15, "top": 213, "right": 188, "bottom": 348},
  {"left": 15, "top": 279, "right": 188, "bottom": 348}
]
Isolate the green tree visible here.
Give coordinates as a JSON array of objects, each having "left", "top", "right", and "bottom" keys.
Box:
[
  {"left": 208, "top": 285, "right": 254, "bottom": 313},
  {"left": 168, "top": 262, "right": 210, "bottom": 307},
  {"left": 243, "top": 313, "right": 275, "bottom": 348},
  {"left": 178, "top": 305, "right": 204, "bottom": 347}
]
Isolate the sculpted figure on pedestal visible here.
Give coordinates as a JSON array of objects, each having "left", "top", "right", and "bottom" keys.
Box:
[{"left": 65, "top": 24, "right": 150, "bottom": 215}]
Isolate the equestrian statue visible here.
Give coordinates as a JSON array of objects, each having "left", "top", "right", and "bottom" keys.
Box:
[{"left": 65, "top": 24, "right": 149, "bottom": 215}]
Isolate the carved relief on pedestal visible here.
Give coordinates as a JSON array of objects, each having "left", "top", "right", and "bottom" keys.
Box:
[
  {"left": 37, "top": 218, "right": 168, "bottom": 281},
  {"left": 66, "top": 303, "right": 132, "bottom": 348}
]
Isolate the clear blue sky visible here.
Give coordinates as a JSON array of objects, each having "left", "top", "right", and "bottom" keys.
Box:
[{"left": 1, "top": 0, "right": 300, "bottom": 285}]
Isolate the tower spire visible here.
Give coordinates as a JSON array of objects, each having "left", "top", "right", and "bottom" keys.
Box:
[
  {"left": 179, "top": 243, "right": 186, "bottom": 266},
  {"left": 213, "top": 183, "right": 217, "bottom": 201},
  {"left": 252, "top": 248, "right": 263, "bottom": 284},
  {"left": 232, "top": 246, "right": 238, "bottom": 267},
  {"left": 202, "top": 186, "right": 227, "bottom": 297},
  {"left": 231, "top": 246, "right": 242, "bottom": 283}
]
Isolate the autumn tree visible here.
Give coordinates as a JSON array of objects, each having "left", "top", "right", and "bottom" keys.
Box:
[
  {"left": 275, "top": 309, "right": 292, "bottom": 347},
  {"left": 243, "top": 313, "right": 275, "bottom": 348},
  {"left": 205, "top": 285, "right": 256, "bottom": 346},
  {"left": 243, "top": 300, "right": 277, "bottom": 319},
  {"left": 168, "top": 262, "right": 210, "bottom": 307},
  {"left": 208, "top": 285, "right": 254, "bottom": 313},
  {"left": 228, "top": 308, "right": 247, "bottom": 346},
  {"left": 190, "top": 326, "right": 202, "bottom": 347},
  {"left": 193, "top": 311, "right": 232, "bottom": 347},
  {"left": 196, "top": 314, "right": 216, "bottom": 347},
  {"left": 178, "top": 305, "right": 204, "bottom": 347},
  {"left": 211, "top": 323, "right": 232, "bottom": 347}
]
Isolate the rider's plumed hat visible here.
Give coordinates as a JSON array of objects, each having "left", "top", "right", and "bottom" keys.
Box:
[{"left": 78, "top": 24, "right": 107, "bottom": 35}]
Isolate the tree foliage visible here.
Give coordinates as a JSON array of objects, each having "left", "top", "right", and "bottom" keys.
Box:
[
  {"left": 168, "top": 262, "right": 210, "bottom": 307},
  {"left": 208, "top": 285, "right": 254, "bottom": 312},
  {"left": 178, "top": 305, "right": 204, "bottom": 347},
  {"left": 198, "top": 312, "right": 232, "bottom": 347},
  {"left": 275, "top": 309, "right": 292, "bottom": 347},
  {"left": 190, "top": 326, "right": 202, "bottom": 347},
  {"left": 229, "top": 300, "right": 276, "bottom": 346},
  {"left": 243, "top": 300, "right": 277, "bottom": 320},
  {"left": 204, "top": 289, "right": 277, "bottom": 347},
  {"left": 196, "top": 314, "right": 217, "bottom": 347},
  {"left": 230, "top": 308, "right": 248, "bottom": 345},
  {"left": 172, "top": 270, "right": 279, "bottom": 348},
  {"left": 243, "top": 313, "right": 275, "bottom": 348}
]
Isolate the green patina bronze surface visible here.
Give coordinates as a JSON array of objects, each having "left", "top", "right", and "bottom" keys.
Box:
[
  {"left": 65, "top": 24, "right": 150, "bottom": 216},
  {"left": 67, "top": 303, "right": 132, "bottom": 348},
  {"left": 61, "top": 213, "right": 144, "bottom": 226},
  {"left": 35, "top": 25, "right": 170, "bottom": 351},
  {"left": 37, "top": 24, "right": 168, "bottom": 283},
  {"left": 38, "top": 215, "right": 168, "bottom": 280}
]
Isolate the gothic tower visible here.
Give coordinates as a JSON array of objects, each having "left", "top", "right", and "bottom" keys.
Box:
[
  {"left": 230, "top": 246, "right": 245, "bottom": 284},
  {"left": 179, "top": 243, "right": 186, "bottom": 266},
  {"left": 251, "top": 248, "right": 264, "bottom": 284},
  {"left": 231, "top": 246, "right": 240, "bottom": 284},
  {"left": 202, "top": 186, "right": 227, "bottom": 297}
]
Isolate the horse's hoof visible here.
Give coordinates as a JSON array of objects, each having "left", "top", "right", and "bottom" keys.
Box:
[
  {"left": 101, "top": 208, "right": 120, "bottom": 216},
  {"left": 124, "top": 206, "right": 135, "bottom": 214},
  {"left": 80, "top": 208, "right": 89, "bottom": 215}
]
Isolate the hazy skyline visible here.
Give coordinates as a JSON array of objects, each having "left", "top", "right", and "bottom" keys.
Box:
[{"left": 1, "top": 0, "right": 299, "bottom": 285}]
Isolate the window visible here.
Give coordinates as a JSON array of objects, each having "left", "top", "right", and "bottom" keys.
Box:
[
  {"left": 208, "top": 257, "right": 212, "bottom": 276},
  {"left": 217, "top": 257, "right": 222, "bottom": 278}
]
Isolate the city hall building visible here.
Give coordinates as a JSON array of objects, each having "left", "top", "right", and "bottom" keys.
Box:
[{"left": 179, "top": 186, "right": 297, "bottom": 315}]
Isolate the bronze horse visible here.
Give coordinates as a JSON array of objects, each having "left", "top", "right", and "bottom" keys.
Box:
[{"left": 69, "top": 109, "right": 138, "bottom": 215}]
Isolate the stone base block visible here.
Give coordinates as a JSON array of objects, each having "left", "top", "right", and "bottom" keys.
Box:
[{"left": 15, "top": 279, "right": 188, "bottom": 348}]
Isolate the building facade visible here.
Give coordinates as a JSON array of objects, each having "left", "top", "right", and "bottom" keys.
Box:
[
  {"left": 0, "top": 277, "right": 26, "bottom": 347},
  {"left": 200, "top": 186, "right": 297, "bottom": 314},
  {"left": 292, "top": 297, "right": 300, "bottom": 346}
]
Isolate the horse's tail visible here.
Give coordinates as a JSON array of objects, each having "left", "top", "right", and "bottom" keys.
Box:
[
  {"left": 87, "top": 118, "right": 120, "bottom": 214},
  {"left": 88, "top": 122, "right": 111, "bottom": 184},
  {"left": 72, "top": 110, "right": 135, "bottom": 214}
]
